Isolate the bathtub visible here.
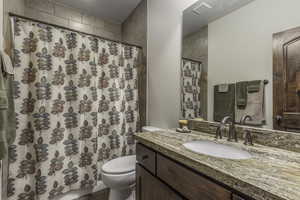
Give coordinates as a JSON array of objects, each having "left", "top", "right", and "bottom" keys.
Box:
[{"left": 55, "top": 182, "right": 107, "bottom": 200}]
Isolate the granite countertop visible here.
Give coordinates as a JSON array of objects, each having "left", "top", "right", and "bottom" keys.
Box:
[{"left": 134, "top": 130, "right": 300, "bottom": 200}]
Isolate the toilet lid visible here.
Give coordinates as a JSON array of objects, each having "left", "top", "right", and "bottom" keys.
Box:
[
  {"left": 102, "top": 155, "right": 136, "bottom": 174},
  {"left": 142, "top": 126, "right": 162, "bottom": 132}
]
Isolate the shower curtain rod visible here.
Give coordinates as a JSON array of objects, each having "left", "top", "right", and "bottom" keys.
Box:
[
  {"left": 182, "top": 57, "right": 202, "bottom": 64},
  {"left": 9, "top": 12, "right": 143, "bottom": 49}
]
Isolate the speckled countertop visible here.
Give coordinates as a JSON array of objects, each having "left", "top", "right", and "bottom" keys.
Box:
[{"left": 135, "top": 130, "right": 300, "bottom": 200}]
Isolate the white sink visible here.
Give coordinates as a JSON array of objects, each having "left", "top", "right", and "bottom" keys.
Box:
[{"left": 183, "top": 141, "right": 252, "bottom": 160}]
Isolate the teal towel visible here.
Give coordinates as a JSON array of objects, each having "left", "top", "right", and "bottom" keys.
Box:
[{"left": 236, "top": 81, "right": 248, "bottom": 109}]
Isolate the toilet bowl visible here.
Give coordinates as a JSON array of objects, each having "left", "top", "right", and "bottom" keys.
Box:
[{"left": 102, "top": 155, "right": 136, "bottom": 200}]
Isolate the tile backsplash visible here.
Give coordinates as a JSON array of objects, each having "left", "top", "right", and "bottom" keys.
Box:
[{"left": 189, "top": 119, "right": 300, "bottom": 153}]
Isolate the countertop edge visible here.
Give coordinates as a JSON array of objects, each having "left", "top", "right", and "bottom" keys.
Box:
[{"left": 135, "top": 134, "right": 286, "bottom": 200}]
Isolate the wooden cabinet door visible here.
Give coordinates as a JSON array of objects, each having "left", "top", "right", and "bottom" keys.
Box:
[
  {"left": 156, "top": 154, "right": 232, "bottom": 200},
  {"left": 136, "top": 164, "right": 183, "bottom": 200},
  {"left": 273, "top": 26, "right": 300, "bottom": 131}
]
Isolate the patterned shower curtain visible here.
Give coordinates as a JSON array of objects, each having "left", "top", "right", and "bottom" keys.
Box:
[
  {"left": 181, "top": 58, "right": 202, "bottom": 119},
  {"left": 8, "top": 17, "right": 141, "bottom": 200}
]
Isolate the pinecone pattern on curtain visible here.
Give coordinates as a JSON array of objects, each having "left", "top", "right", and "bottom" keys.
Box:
[
  {"left": 181, "top": 58, "right": 202, "bottom": 119},
  {"left": 9, "top": 17, "right": 141, "bottom": 200}
]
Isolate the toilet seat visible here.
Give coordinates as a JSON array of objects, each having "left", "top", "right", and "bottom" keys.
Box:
[
  {"left": 102, "top": 155, "right": 136, "bottom": 200},
  {"left": 102, "top": 155, "right": 136, "bottom": 175}
]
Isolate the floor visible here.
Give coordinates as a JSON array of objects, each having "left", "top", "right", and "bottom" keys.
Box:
[
  {"left": 77, "top": 189, "right": 136, "bottom": 200},
  {"left": 76, "top": 189, "right": 109, "bottom": 200}
]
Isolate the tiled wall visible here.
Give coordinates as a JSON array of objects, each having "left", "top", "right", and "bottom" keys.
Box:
[
  {"left": 3, "top": 0, "right": 122, "bottom": 43},
  {"left": 122, "top": 0, "right": 147, "bottom": 127}
]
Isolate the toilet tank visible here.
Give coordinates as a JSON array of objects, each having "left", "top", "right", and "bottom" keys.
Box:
[{"left": 142, "top": 126, "right": 162, "bottom": 132}]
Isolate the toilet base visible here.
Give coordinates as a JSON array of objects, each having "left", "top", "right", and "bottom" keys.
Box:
[{"left": 109, "top": 186, "right": 135, "bottom": 200}]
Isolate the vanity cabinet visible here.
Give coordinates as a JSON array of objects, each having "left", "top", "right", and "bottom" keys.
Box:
[
  {"left": 136, "top": 143, "right": 250, "bottom": 200},
  {"left": 136, "top": 164, "right": 183, "bottom": 200}
]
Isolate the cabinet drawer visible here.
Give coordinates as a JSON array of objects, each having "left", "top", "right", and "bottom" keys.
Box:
[
  {"left": 136, "top": 143, "right": 156, "bottom": 174},
  {"left": 157, "top": 154, "right": 232, "bottom": 200}
]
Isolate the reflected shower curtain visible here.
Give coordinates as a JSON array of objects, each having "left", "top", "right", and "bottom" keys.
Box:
[
  {"left": 8, "top": 17, "right": 141, "bottom": 200},
  {"left": 181, "top": 58, "right": 202, "bottom": 119}
]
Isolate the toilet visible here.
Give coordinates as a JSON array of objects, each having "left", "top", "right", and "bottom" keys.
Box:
[
  {"left": 102, "top": 126, "right": 161, "bottom": 200},
  {"left": 102, "top": 155, "right": 136, "bottom": 200},
  {"left": 142, "top": 126, "right": 163, "bottom": 132}
]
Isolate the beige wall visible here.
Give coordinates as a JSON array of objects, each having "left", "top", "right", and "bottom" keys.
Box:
[
  {"left": 208, "top": 0, "right": 300, "bottom": 128},
  {"left": 3, "top": 0, "right": 122, "bottom": 45},
  {"left": 147, "top": 0, "right": 198, "bottom": 128},
  {"left": 182, "top": 26, "right": 208, "bottom": 119}
]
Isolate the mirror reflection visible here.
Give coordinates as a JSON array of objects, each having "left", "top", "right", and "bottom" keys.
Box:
[{"left": 182, "top": 0, "right": 300, "bottom": 132}]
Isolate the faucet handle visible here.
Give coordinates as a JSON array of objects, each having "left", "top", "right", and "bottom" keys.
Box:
[
  {"left": 244, "top": 130, "right": 253, "bottom": 146},
  {"left": 215, "top": 126, "right": 222, "bottom": 139},
  {"left": 227, "top": 124, "right": 238, "bottom": 142}
]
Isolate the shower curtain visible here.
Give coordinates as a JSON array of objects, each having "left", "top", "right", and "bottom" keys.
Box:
[
  {"left": 8, "top": 16, "right": 141, "bottom": 200},
  {"left": 181, "top": 58, "right": 202, "bottom": 119}
]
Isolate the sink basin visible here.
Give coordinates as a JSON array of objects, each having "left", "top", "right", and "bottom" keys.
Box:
[{"left": 183, "top": 141, "right": 252, "bottom": 160}]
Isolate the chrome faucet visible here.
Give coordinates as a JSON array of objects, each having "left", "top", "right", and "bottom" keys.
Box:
[
  {"left": 240, "top": 115, "right": 252, "bottom": 125},
  {"left": 240, "top": 115, "right": 254, "bottom": 146},
  {"left": 216, "top": 116, "right": 237, "bottom": 142}
]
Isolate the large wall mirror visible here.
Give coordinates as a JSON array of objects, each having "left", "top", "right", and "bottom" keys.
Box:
[{"left": 181, "top": 0, "right": 300, "bottom": 132}]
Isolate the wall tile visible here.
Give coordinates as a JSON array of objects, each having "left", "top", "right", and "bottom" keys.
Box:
[
  {"left": 6, "top": 0, "right": 25, "bottom": 15},
  {"left": 93, "top": 18, "right": 105, "bottom": 29},
  {"left": 54, "top": 4, "right": 82, "bottom": 23},
  {"left": 13, "top": 0, "right": 122, "bottom": 42},
  {"left": 39, "top": 12, "right": 69, "bottom": 27},
  {"left": 82, "top": 14, "right": 95, "bottom": 26},
  {"left": 69, "top": 20, "right": 94, "bottom": 35},
  {"left": 4, "top": 0, "right": 25, "bottom": 38},
  {"left": 94, "top": 27, "right": 121, "bottom": 41},
  {"left": 24, "top": 7, "right": 42, "bottom": 19},
  {"left": 104, "top": 22, "right": 122, "bottom": 35},
  {"left": 25, "top": 0, "right": 54, "bottom": 14}
]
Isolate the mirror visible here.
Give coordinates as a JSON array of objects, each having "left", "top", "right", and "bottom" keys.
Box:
[
  {"left": 182, "top": 0, "right": 300, "bottom": 132},
  {"left": 181, "top": 4, "right": 208, "bottom": 121}
]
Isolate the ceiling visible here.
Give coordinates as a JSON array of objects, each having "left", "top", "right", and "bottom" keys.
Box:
[
  {"left": 54, "top": 0, "right": 142, "bottom": 23},
  {"left": 183, "top": 0, "right": 254, "bottom": 37}
]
